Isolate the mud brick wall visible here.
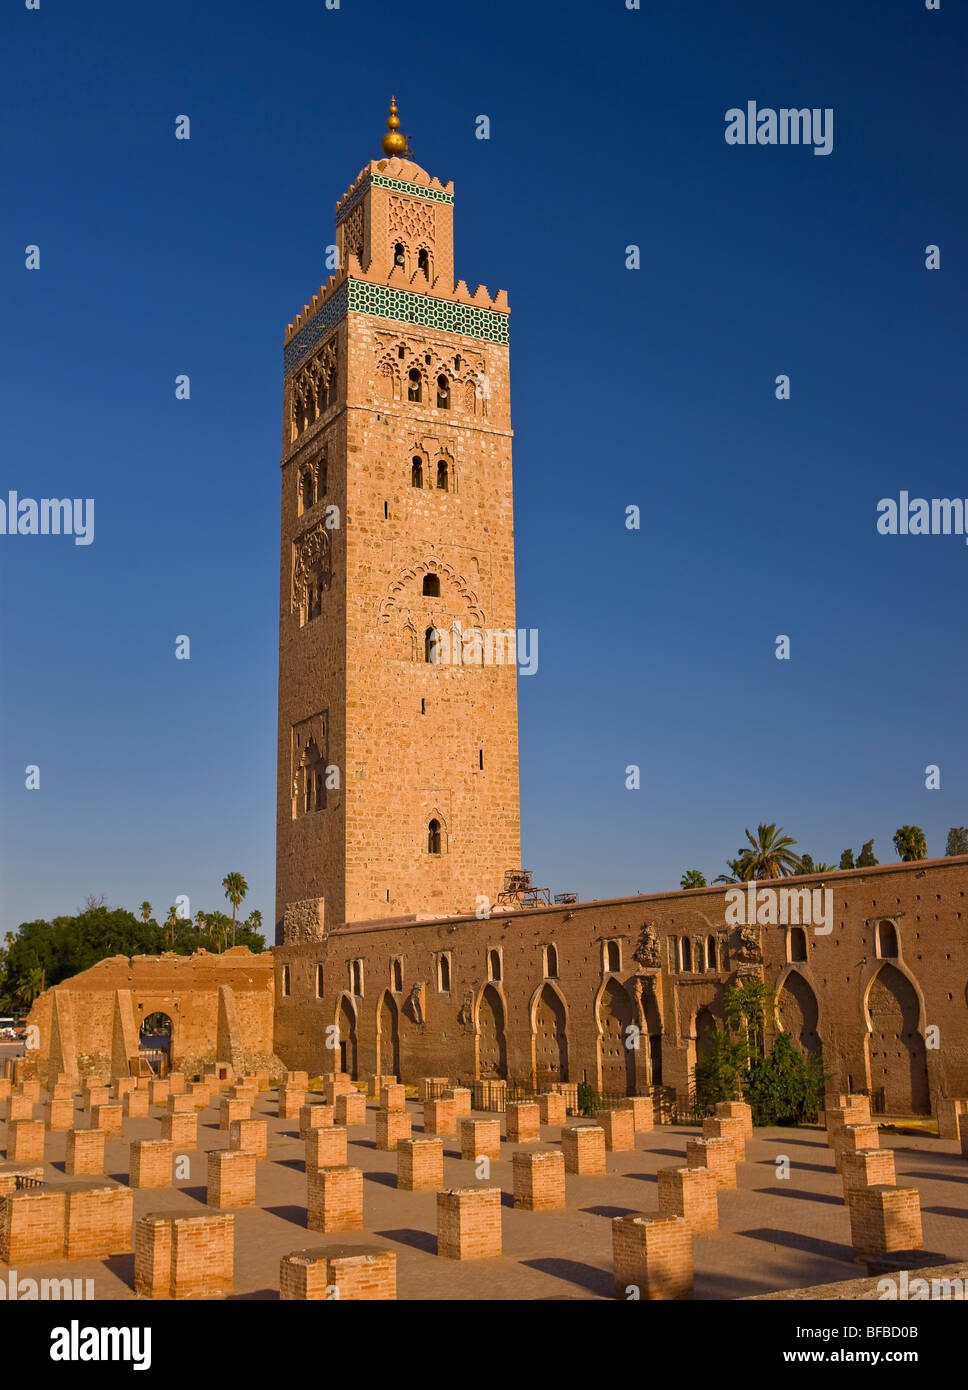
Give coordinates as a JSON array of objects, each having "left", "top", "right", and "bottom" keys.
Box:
[
  {"left": 657, "top": 1166, "right": 719, "bottom": 1233},
  {"left": 423, "top": 1097, "right": 457, "bottom": 1138},
  {"left": 7, "top": 1118, "right": 45, "bottom": 1162},
  {"left": 459, "top": 1117, "right": 501, "bottom": 1161},
  {"left": 714, "top": 1100, "right": 753, "bottom": 1138},
  {"left": 207, "top": 1150, "right": 257, "bottom": 1208},
  {"left": 124, "top": 1090, "right": 149, "bottom": 1119},
  {"left": 620, "top": 1096, "right": 654, "bottom": 1132},
  {"left": 597, "top": 1108, "right": 634, "bottom": 1151},
  {"left": 307, "top": 1166, "right": 363, "bottom": 1232},
  {"left": 686, "top": 1136, "right": 736, "bottom": 1190},
  {"left": 135, "top": 1211, "right": 236, "bottom": 1299},
  {"left": 229, "top": 1118, "right": 267, "bottom": 1159},
  {"left": 436, "top": 1188, "right": 502, "bottom": 1259},
  {"left": 65, "top": 1128, "right": 105, "bottom": 1176},
  {"left": 280, "top": 1245, "right": 396, "bottom": 1300},
  {"left": 701, "top": 1115, "right": 746, "bottom": 1163},
  {"left": 538, "top": 1093, "right": 566, "bottom": 1126},
  {"left": 848, "top": 1185, "right": 923, "bottom": 1259},
  {"left": 64, "top": 1185, "right": 133, "bottom": 1259},
  {"left": 512, "top": 1149, "right": 566, "bottom": 1211},
  {"left": 612, "top": 1214, "right": 693, "bottom": 1300},
  {"left": 0, "top": 1189, "right": 66, "bottom": 1262},
  {"left": 0, "top": 1163, "right": 43, "bottom": 1197},
  {"left": 300, "top": 1103, "right": 335, "bottom": 1136},
  {"left": 306, "top": 1125, "right": 348, "bottom": 1172},
  {"left": 130, "top": 1139, "right": 174, "bottom": 1189},
  {"left": 376, "top": 1110, "right": 411, "bottom": 1151},
  {"left": 561, "top": 1124, "right": 606, "bottom": 1175},
  {"left": 273, "top": 858, "right": 968, "bottom": 1112},
  {"left": 841, "top": 1148, "right": 896, "bottom": 1194},
  {"left": 506, "top": 1102, "right": 540, "bottom": 1143},
  {"left": 397, "top": 1137, "right": 444, "bottom": 1191},
  {"left": 161, "top": 1111, "right": 197, "bottom": 1147},
  {"left": 334, "top": 1092, "right": 366, "bottom": 1126}
]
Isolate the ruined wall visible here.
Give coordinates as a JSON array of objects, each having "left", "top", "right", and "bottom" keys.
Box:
[
  {"left": 26, "top": 948, "right": 278, "bottom": 1081},
  {"left": 273, "top": 856, "right": 968, "bottom": 1114}
]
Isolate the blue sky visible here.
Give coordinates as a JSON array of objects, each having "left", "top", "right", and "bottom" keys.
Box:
[{"left": 1, "top": 0, "right": 965, "bottom": 931}]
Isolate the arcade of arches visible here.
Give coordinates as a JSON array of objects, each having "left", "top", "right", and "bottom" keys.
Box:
[{"left": 275, "top": 857, "right": 968, "bottom": 1116}]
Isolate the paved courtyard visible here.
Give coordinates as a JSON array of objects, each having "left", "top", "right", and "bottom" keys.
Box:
[{"left": 3, "top": 1083, "right": 967, "bottom": 1300}]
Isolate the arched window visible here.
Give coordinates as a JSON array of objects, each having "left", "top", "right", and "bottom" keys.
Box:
[
  {"left": 317, "top": 456, "right": 327, "bottom": 496},
  {"left": 393, "top": 242, "right": 405, "bottom": 268},
  {"left": 428, "top": 819, "right": 442, "bottom": 854},
  {"left": 351, "top": 959, "right": 364, "bottom": 995},
  {"left": 392, "top": 958, "right": 403, "bottom": 992},
  {"left": 425, "top": 627, "right": 442, "bottom": 664},
  {"left": 545, "top": 944, "right": 558, "bottom": 979},
  {"left": 315, "top": 963, "right": 324, "bottom": 998},
  {"left": 300, "top": 471, "right": 315, "bottom": 513},
  {"left": 436, "top": 459, "right": 449, "bottom": 491},
  {"left": 411, "top": 457, "right": 423, "bottom": 487},
  {"left": 605, "top": 940, "right": 620, "bottom": 973},
  {"left": 706, "top": 935, "right": 717, "bottom": 970},
  {"left": 436, "top": 375, "right": 450, "bottom": 409},
  {"left": 397, "top": 343, "right": 406, "bottom": 359},
  {"left": 408, "top": 369, "right": 422, "bottom": 402},
  {"left": 680, "top": 937, "right": 693, "bottom": 972},
  {"left": 876, "top": 920, "right": 899, "bottom": 958},
  {"left": 789, "top": 927, "right": 808, "bottom": 962},
  {"left": 417, "top": 248, "right": 430, "bottom": 278},
  {"left": 282, "top": 965, "right": 291, "bottom": 997},
  {"left": 454, "top": 355, "right": 462, "bottom": 371},
  {"left": 488, "top": 949, "right": 501, "bottom": 982},
  {"left": 422, "top": 573, "right": 440, "bottom": 596},
  {"left": 438, "top": 953, "right": 451, "bottom": 992},
  {"left": 315, "top": 772, "right": 324, "bottom": 811}
]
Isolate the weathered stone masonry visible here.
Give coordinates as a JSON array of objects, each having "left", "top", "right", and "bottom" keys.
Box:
[{"left": 273, "top": 856, "right": 968, "bottom": 1114}]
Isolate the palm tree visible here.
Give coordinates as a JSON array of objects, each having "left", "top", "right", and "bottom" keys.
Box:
[
  {"left": 222, "top": 872, "right": 248, "bottom": 947},
  {"left": 734, "top": 823, "right": 802, "bottom": 880},
  {"left": 713, "top": 857, "right": 744, "bottom": 885},
  {"left": 680, "top": 870, "right": 707, "bottom": 889},
  {"left": 195, "top": 911, "right": 206, "bottom": 935},
  {"left": 17, "top": 966, "right": 45, "bottom": 1007},
  {"left": 246, "top": 908, "right": 263, "bottom": 934},
  {"left": 893, "top": 826, "right": 927, "bottom": 862},
  {"left": 140, "top": 901, "right": 152, "bottom": 923},
  {"left": 165, "top": 906, "right": 178, "bottom": 948}
]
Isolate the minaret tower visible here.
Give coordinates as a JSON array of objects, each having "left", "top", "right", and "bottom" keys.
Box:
[{"left": 276, "top": 101, "right": 520, "bottom": 941}]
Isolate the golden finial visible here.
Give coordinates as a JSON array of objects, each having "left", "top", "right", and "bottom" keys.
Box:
[{"left": 381, "top": 96, "right": 409, "bottom": 157}]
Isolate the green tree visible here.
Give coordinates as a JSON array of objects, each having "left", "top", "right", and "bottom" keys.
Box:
[
  {"left": 725, "top": 979, "right": 772, "bottom": 1068},
  {"left": 680, "top": 870, "right": 707, "bottom": 889},
  {"left": 893, "top": 826, "right": 927, "bottom": 862},
  {"left": 839, "top": 848, "right": 855, "bottom": 870},
  {"left": 222, "top": 872, "right": 248, "bottom": 947},
  {"left": 713, "top": 857, "right": 744, "bottom": 885},
  {"left": 856, "top": 839, "right": 878, "bottom": 868},
  {"left": 734, "top": 824, "right": 802, "bottom": 881},
  {"left": 140, "top": 902, "right": 152, "bottom": 923},
  {"left": 693, "top": 1030, "right": 748, "bottom": 1116},
  {"left": 945, "top": 827, "right": 968, "bottom": 857},
  {"left": 799, "top": 853, "right": 815, "bottom": 874},
  {"left": 746, "top": 1032, "right": 825, "bottom": 1126}
]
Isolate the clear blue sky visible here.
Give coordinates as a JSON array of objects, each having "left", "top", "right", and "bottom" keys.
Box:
[{"left": 1, "top": 0, "right": 965, "bottom": 932}]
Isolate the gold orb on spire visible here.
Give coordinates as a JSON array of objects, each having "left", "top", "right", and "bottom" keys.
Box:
[{"left": 381, "top": 96, "right": 409, "bottom": 157}]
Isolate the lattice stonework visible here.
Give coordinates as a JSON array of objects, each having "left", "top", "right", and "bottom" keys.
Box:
[
  {"left": 389, "top": 194, "right": 435, "bottom": 245},
  {"left": 341, "top": 201, "right": 364, "bottom": 262},
  {"left": 291, "top": 522, "right": 332, "bottom": 613},
  {"left": 336, "top": 172, "right": 455, "bottom": 224},
  {"left": 285, "top": 279, "right": 508, "bottom": 375}
]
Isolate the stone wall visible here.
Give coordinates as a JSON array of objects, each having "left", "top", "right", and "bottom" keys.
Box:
[{"left": 272, "top": 855, "right": 968, "bottom": 1112}]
